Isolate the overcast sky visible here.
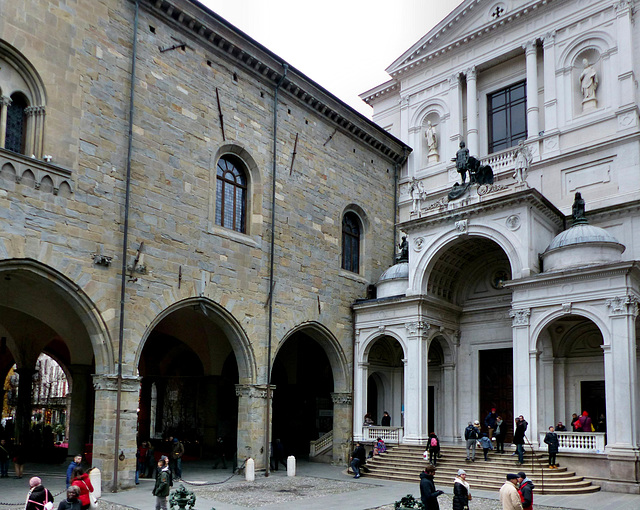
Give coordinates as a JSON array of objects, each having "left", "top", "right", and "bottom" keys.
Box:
[{"left": 200, "top": 0, "right": 457, "bottom": 117}]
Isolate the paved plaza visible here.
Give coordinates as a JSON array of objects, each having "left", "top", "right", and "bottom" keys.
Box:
[{"left": 1, "top": 460, "right": 639, "bottom": 510}]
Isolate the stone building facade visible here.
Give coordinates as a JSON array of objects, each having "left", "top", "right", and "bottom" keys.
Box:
[
  {"left": 0, "top": 0, "right": 409, "bottom": 488},
  {"left": 358, "top": 0, "right": 640, "bottom": 492}
]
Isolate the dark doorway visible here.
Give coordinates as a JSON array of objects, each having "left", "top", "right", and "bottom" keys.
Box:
[
  {"left": 428, "top": 386, "right": 435, "bottom": 433},
  {"left": 367, "top": 377, "right": 378, "bottom": 424},
  {"left": 479, "top": 348, "right": 513, "bottom": 441},
  {"left": 581, "top": 380, "right": 606, "bottom": 430}
]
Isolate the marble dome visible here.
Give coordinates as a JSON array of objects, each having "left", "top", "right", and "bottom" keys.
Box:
[{"left": 376, "top": 262, "right": 409, "bottom": 298}]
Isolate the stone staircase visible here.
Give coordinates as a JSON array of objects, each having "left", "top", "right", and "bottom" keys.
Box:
[{"left": 358, "top": 444, "right": 600, "bottom": 494}]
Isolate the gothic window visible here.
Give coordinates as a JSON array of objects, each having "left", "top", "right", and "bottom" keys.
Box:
[
  {"left": 487, "top": 81, "right": 527, "bottom": 153},
  {"left": 342, "top": 212, "right": 361, "bottom": 273},
  {"left": 215, "top": 155, "right": 247, "bottom": 233},
  {"left": 5, "top": 93, "right": 28, "bottom": 154}
]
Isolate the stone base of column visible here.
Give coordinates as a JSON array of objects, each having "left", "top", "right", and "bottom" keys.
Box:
[
  {"left": 236, "top": 384, "right": 274, "bottom": 471},
  {"left": 402, "top": 435, "right": 429, "bottom": 446},
  {"left": 331, "top": 392, "right": 352, "bottom": 466}
]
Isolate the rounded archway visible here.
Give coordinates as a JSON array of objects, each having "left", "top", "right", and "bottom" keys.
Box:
[{"left": 365, "top": 335, "right": 404, "bottom": 428}]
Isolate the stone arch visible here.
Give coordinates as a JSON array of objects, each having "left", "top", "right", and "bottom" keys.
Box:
[
  {"left": 412, "top": 226, "right": 522, "bottom": 297},
  {"left": 0, "top": 40, "right": 47, "bottom": 105},
  {"left": 361, "top": 329, "right": 408, "bottom": 363},
  {"left": 278, "top": 320, "right": 350, "bottom": 392},
  {"left": 531, "top": 305, "right": 611, "bottom": 352},
  {"left": 136, "top": 297, "right": 257, "bottom": 383},
  {"left": 559, "top": 32, "right": 615, "bottom": 70},
  {"left": 210, "top": 143, "right": 264, "bottom": 236},
  {"left": 426, "top": 332, "right": 455, "bottom": 365},
  {"left": 410, "top": 98, "right": 449, "bottom": 128},
  {"left": 0, "top": 258, "right": 113, "bottom": 373}
]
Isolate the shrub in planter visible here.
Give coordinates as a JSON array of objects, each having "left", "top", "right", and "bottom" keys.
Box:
[{"left": 394, "top": 494, "right": 425, "bottom": 509}]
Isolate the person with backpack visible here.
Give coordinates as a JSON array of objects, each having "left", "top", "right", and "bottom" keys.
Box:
[
  {"left": 479, "top": 432, "right": 493, "bottom": 461},
  {"left": 464, "top": 421, "right": 480, "bottom": 462},
  {"left": 517, "top": 471, "right": 535, "bottom": 509},
  {"left": 25, "top": 477, "right": 54, "bottom": 510},
  {"left": 427, "top": 432, "right": 440, "bottom": 466}
]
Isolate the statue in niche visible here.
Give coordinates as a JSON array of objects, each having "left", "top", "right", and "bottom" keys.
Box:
[
  {"left": 572, "top": 192, "right": 587, "bottom": 224},
  {"left": 409, "top": 177, "right": 425, "bottom": 213},
  {"left": 425, "top": 121, "right": 439, "bottom": 162},
  {"left": 579, "top": 58, "right": 598, "bottom": 110},
  {"left": 513, "top": 140, "right": 532, "bottom": 184},
  {"left": 396, "top": 235, "right": 409, "bottom": 263}
]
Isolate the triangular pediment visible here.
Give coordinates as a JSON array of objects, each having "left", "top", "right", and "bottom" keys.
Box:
[{"left": 386, "top": 0, "right": 546, "bottom": 76}]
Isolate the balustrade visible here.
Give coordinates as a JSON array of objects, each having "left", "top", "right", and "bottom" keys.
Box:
[
  {"left": 362, "top": 426, "right": 404, "bottom": 444},
  {"left": 538, "top": 431, "right": 606, "bottom": 453}
]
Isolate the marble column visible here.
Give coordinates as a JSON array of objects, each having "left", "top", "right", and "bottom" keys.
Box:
[
  {"left": 510, "top": 309, "right": 532, "bottom": 424},
  {"left": 92, "top": 374, "right": 141, "bottom": 490},
  {"left": 0, "top": 96, "right": 11, "bottom": 148},
  {"left": 353, "top": 361, "right": 368, "bottom": 441},
  {"left": 465, "top": 68, "right": 479, "bottom": 156},
  {"left": 442, "top": 363, "right": 457, "bottom": 442},
  {"left": 235, "top": 384, "right": 273, "bottom": 471},
  {"left": 528, "top": 349, "right": 539, "bottom": 442},
  {"left": 68, "top": 364, "right": 93, "bottom": 457},
  {"left": 23, "top": 106, "right": 36, "bottom": 157},
  {"left": 448, "top": 73, "right": 463, "bottom": 157},
  {"left": 331, "top": 392, "right": 352, "bottom": 465},
  {"left": 524, "top": 39, "right": 539, "bottom": 139},
  {"left": 403, "top": 321, "right": 430, "bottom": 445}
]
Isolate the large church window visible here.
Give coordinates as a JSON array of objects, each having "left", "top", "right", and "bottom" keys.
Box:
[
  {"left": 342, "top": 212, "right": 361, "bottom": 273},
  {"left": 487, "top": 81, "right": 527, "bottom": 153},
  {"left": 215, "top": 155, "right": 247, "bottom": 233},
  {"left": 5, "top": 93, "right": 28, "bottom": 154}
]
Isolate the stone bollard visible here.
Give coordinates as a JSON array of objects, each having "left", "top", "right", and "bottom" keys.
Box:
[
  {"left": 89, "top": 467, "right": 101, "bottom": 499},
  {"left": 245, "top": 458, "right": 255, "bottom": 481},
  {"left": 287, "top": 455, "right": 296, "bottom": 477}
]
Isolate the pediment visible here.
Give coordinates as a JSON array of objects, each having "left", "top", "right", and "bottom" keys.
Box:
[{"left": 386, "top": 0, "right": 548, "bottom": 76}]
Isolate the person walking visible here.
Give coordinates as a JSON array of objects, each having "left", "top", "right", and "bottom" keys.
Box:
[
  {"left": 70, "top": 467, "right": 94, "bottom": 510},
  {"left": 12, "top": 443, "right": 25, "bottom": 479},
  {"left": 170, "top": 437, "right": 184, "bottom": 480},
  {"left": 484, "top": 408, "right": 498, "bottom": 440},
  {"left": 25, "top": 477, "right": 54, "bottom": 510},
  {"left": 0, "top": 438, "right": 10, "bottom": 477},
  {"left": 479, "top": 433, "right": 493, "bottom": 461},
  {"left": 499, "top": 474, "right": 523, "bottom": 510},
  {"left": 517, "top": 471, "right": 535, "bottom": 510},
  {"left": 66, "top": 455, "right": 82, "bottom": 487},
  {"left": 544, "top": 426, "right": 559, "bottom": 468},
  {"left": 494, "top": 416, "right": 506, "bottom": 453},
  {"left": 464, "top": 421, "right": 480, "bottom": 462},
  {"left": 427, "top": 432, "right": 440, "bottom": 466},
  {"left": 57, "top": 486, "right": 82, "bottom": 510},
  {"left": 349, "top": 441, "right": 366, "bottom": 479},
  {"left": 419, "top": 464, "right": 443, "bottom": 510},
  {"left": 453, "top": 469, "right": 471, "bottom": 510},
  {"left": 152, "top": 458, "right": 171, "bottom": 510},
  {"left": 513, "top": 416, "right": 527, "bottom": 465}
]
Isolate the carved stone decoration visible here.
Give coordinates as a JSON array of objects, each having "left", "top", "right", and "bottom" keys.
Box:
[
  {"left": 513, "top": 140, "right": 532, "bottom": 184},
  {"left": 509, "top": 308, "right": 531, "bottom": 326},
  {"left": 235, "top": 384, "right": 275, "bottom": 399},
  {"left": 405, "top": 321, "right": 428, "bottom": 335},
  {"left": 93, "top": 374, "right": 141, "bottom": 392},
  {"left": 425, "top": 121, "right": 439, "bottom": 163},
  {"left": 331, "top": 392, "right": 353, "bottom": 405},
  {"left": 377, "top": 325, "right": 386, "bottom": 333},
  {"left": 505, "top": 215, "right": 521, "bottom": 231},
  {"left": 562, "top": 303, "right": 572, "bottom": 314},
  {"left": 455, "top": 219, "right": 468, "bottom": 235},
  {"left": 606, "top": 295, "right": 639, "bottom": 317},
  {"left": 414, "top": 237, "right": 425, "bottom": 251}
]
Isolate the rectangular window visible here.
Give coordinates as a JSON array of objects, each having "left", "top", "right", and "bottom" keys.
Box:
[{"left": 487, "top": 81, "right": 527, "bottom": 153}]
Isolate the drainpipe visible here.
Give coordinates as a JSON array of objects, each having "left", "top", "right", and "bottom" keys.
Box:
[
  {"left": 113, "top": 0, "right": 139, "bottom": 492},
  {"left": 265, "top": 64, "right": 288, "bottom": 477}
]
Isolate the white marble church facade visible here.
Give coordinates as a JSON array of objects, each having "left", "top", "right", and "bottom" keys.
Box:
[{"left": 356, "top": 0, "right": 640, "bottom": 491}]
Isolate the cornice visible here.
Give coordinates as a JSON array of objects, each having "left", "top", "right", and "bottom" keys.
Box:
[
  {"left": 399, "top": 188, "right": 565, "bottom": 233},
  {"left": 360, "top": 80, "right": 400, "bottom": 105},
  {"left": 139, "top": 0, "right": 412, "bottom": 164}
]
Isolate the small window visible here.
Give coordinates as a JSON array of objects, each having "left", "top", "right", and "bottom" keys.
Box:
[
  {"left": 5, "top": 93, "right": 28, "bottom": 154},
  {"left": 342, "top": 212, "right": 361, "bottom": 273},
  {"left": 215, "top": 155, "right": 247, "bottom": 233},
  {"left": 487, "top": 81, "right": 527, "bottom": 153}
]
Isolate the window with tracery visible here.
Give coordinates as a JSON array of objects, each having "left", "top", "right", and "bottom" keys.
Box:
[
  {"left": 5, "top": 93, "right": 27, "bottom": 154},
  {"left": 342, "top": 212, "right": 361, "bottom": 273},
  {"left": 215, "top": 155, "right": 247, "bottom": 233}
]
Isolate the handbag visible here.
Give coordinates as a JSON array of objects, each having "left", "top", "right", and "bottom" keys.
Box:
[{"left": 89, "top": 492, "right": 98, "bottom": 510}]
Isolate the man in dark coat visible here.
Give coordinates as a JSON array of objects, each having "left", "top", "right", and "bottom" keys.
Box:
[
  {"left": 514, "top": 415, "right": 528, "bottom": 465},
  {"left": 419, "top": 465, "right": 443, "bottom": 510},
  {"left": 349, "top": 442, "right": 366, "bottom": 479},
  {"left": 484, "top": 408, "right": 498, "bottom": 439},
  {"left": 381, "top": 411, "right": 391, "bottom": 427},
  {"left": 544, "top": 426, "right": 560, "bottom": 468},
  {"left": 517, "top": 471, "right": 535, "bottom": 509}
]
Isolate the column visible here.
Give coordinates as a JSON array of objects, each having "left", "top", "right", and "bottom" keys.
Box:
[
  {"left": 448, "top": 73, "right": 463, "bottom": 157},
  {"left": 540, "top": 356, "right": 555, "bottom": 433},
  {"left": 15, "top": 366, "right": 35, "bottom": 445},
  {"left": 553, "top": 358, "right": 567, "bottom": 427},
  {"left": 442, "top": 363, "right": 457, "bottom": 442},
  {"left": 403, "top": 321, "right": 430, "bottom": 445},
  {"left": 24, "top": 106, "right": 36, "bottom": 157},
  {"left": 524, "top": 40, "right": 539, "bottom": 139},
  {"left": 465, "top": 67, "right": 479, "bottom": 156},
  {"left": 604, "top": 296, "right": 639, "bottom": 451},
  {"left": 68, "top": 364, "right": 93, "bottom": 457},
  {"left": 400, "top": 96, "right": 411, "bottom": 177},
  {"left": 92, "top": 374, "right": 141, "bottom": 490},
  {"left": 542, "top": 32, "right": 557, "bottom": 132},
  {"left": 353, "top": 361, "right": 368, "bottom": 441},
  {"left": 33, "top": 106, "right": 45, "bottom": 159},
  {"left": 528, "top": 350, "right": 539, "bottom": 443},
  {"left": 510, "top": 309, "right": 532, "bottom": 425},
  {"left": 0, "top": 96, "right": 11, "bottom": 148},
  {"left": 615, "top": 1, "right": 635, "bottom": 108},
  {"left": 331, "top": 392, "right": 352, "bottom": 465},
  {"left": 235, "top": 384, "right": 273, "bottom": 471}
]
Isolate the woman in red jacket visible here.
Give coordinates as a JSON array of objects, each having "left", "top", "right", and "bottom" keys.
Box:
[{"left": 70, "top": 467, "right": 94, "bottom": 510}]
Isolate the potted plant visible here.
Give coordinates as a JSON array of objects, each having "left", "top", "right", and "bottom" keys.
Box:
[{"left": 394, "top": 494, "right": 425, "bottom": 509}]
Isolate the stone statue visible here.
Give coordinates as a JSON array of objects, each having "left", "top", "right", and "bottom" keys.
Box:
[
  {"left": 579, "top": 58, "right": 598, "bottom": 109},
  {"left": 452, "top": 141, "right": 470, "bottom": 184},
  {"left": 572, "top": 192, "right": 586, "bottom": 224},
  {"left": 396, "top": 235, "right": 409, "bottom": 263},
  {"left": 513, "top": 140, "right": 532, "bottom": 184},
  {"left": 409, "top": 177, "right": 425, "bottom": 213},
  {"left": 425, "top": 121, "right": 438, "bottom": 162}
]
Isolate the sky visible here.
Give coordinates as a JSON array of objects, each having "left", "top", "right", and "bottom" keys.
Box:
[{"left": 200, "top": 0, "right": 457, "bottom": 117}]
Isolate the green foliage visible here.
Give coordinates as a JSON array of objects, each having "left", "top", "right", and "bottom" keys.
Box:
[{"left": 394, "top": 494, "right": 425, "bottom": 509}]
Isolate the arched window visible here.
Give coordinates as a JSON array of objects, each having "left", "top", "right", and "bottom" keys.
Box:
[
  {"left": 342, "top": 212, "right": 361, "bottom": 273},
  {"left": 5, "top": 92, "right": 28, "bottom": 154},
  {"left": 215, "top": 155, "right": 247, "bottom": 233}
]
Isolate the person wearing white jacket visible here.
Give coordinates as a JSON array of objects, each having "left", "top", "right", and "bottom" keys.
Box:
[{"left": 499, "top": 474, "right": 523, "bottom": 510}]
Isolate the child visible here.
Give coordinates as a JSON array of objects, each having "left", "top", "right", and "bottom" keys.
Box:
[{"left": 479, "top": 432, "right": 493, "bottom": 461}]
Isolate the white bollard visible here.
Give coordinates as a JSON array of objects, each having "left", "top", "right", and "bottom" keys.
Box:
[
  {"left": 287, "top": 455, "right": 296, "bottom": 477},
  {"left": 245, "top": 458, "right": 255, "bottom": 482},
  {"left": 88, "top": 467, "right": 101, "bottom": 498}
]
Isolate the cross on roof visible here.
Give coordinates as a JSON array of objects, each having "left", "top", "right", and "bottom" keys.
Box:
[{"left": 492, "top": 6, "right": 505, "bottom": 18}]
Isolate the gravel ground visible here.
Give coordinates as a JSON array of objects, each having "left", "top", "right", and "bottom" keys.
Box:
[{"left": 370, "top": 493, "right": 578, "bottom": 510}]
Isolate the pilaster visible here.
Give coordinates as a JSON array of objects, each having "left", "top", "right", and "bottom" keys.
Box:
[
  {"left": 331, "top": 392, "right": 352, "bottom": 465},
  {"left": 510, "top": 309, "right": 532, "bottom": 425},
  {"left": 403, "top": 321, "right": 430, "bottom": 445},
  {"left": 448, "top": 73, "right": 463, "bottom": 157},
  {"left": 524, "top": 39, "right": 539, "bottom": 139},
  {"left": 465, "top": 68, "right": 478, "bottom": 156},
  {"left": 68, "top": 364, "right": 94, "bottom": 457}
]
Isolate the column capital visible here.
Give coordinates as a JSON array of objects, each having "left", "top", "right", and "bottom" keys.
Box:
[
  {"left": 234, "top": 383, "right": 275, "bottom": 399},
  {"left": 449, "top": 73, "right": 461, "bottom": 87},
  {"left": 0, "top": 96, "right": 12, "bottom": 107},
  {"left": 405, "top": 321, "right": 430, "bottom": 335},
  {"left": 92, "top": 374, "right": 141, "bottom": 392},
  {"left": 614, "top": 0, "right": 632, "bottom": 15},
  {"left": 543, "top": 31, "right": 556, "bottom": 46},
  {"left": 466, "top": 67, "right": 476, "bottom": 80},
  {"left": 523, "top": 39, "right": 537, "bottom": 54},
  {"left": 606, "top": 295, "right": 639, "bottom": 317},
  {"left": 331, "top": 392, "right": 352, "bottom": 405},
  {"left": 510, "top": 308, "right": 531, "bottom": 327}
]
